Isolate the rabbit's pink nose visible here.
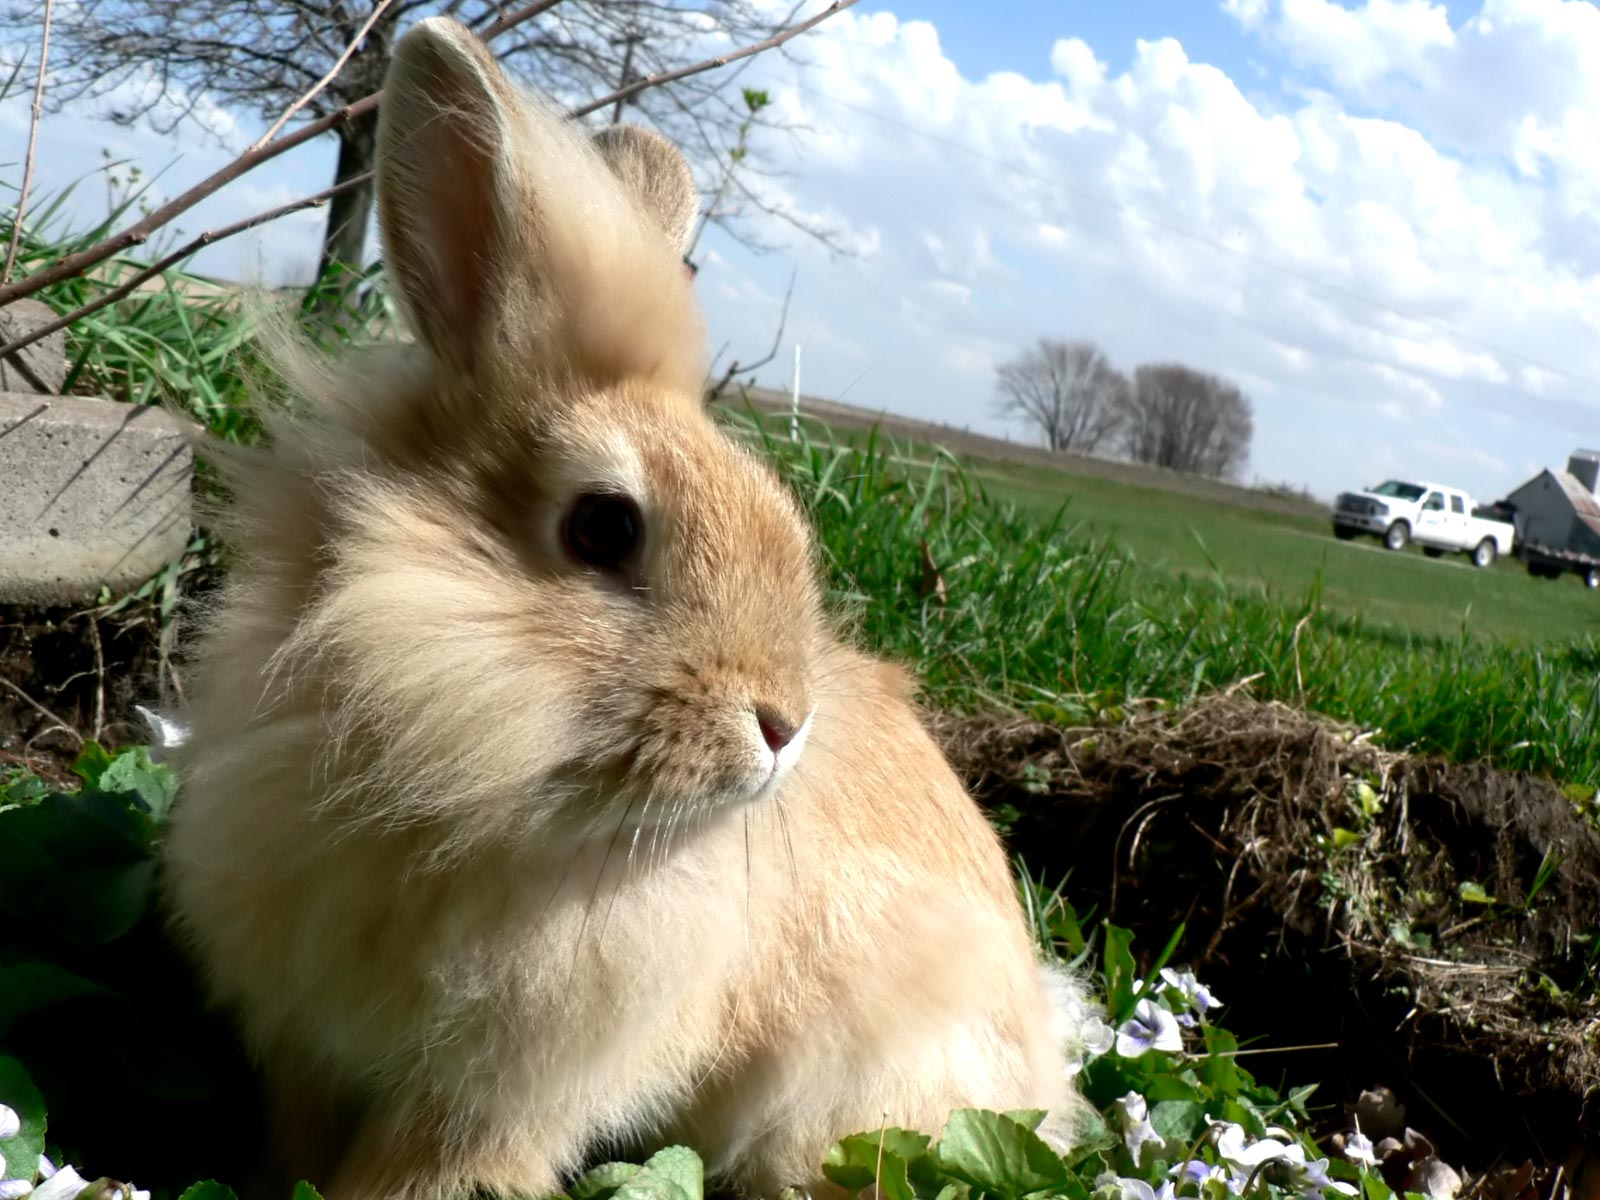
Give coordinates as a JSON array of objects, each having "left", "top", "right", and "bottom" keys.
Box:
[{"left": 756, "top": 707, "right": 798, "bottom": 753}]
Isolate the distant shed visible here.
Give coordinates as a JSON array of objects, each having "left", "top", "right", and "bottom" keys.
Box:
[{"left": 1502, "top": 450, "right": 1600, "bottom": 556}]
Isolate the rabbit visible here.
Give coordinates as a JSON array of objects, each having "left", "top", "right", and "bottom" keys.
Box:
[{"left": 161, "top": 16, "right": 1088, "bottom": 1200}]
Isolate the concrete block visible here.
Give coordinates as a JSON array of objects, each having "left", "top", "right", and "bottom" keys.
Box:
[
  {"left": 0, "top": 392, "right": 194, "bottom": 604},
  {"left": 0, "top": 299, "right": 69, "bottom": 395}
]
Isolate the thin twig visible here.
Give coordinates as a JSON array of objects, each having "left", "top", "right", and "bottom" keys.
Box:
[
  {"left": 253, "top": 0, "right": 399, "bottom": 149},
  {"left": 2, "top": 0, "right": 54, "bottom": 285},
  {"left": 0, "top": 179, "right": 355, "bottom": 357},
  {"left": 0, "top": 0, "right": 859, "bottom": 356},
  {"left": 0, "top": 677, "right": 84, "bottom": 748},
  {"left": 88, "top": 614, "right": 105, "bottom": 744},
  {"left": 571, "top": 0, "right": 858, "bottom": 119}
]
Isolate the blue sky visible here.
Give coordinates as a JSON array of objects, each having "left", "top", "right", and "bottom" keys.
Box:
[{"left": 7, "top": 1, "right": 1600, "bottom": 503}]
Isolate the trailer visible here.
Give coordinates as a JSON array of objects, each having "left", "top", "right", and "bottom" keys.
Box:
[{"left": 1520, "top": 541, "right": 1600, "bottom": 589}]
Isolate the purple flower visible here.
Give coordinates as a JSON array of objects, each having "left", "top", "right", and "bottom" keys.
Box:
[{"left": 1116, "top": 999, "right": 1183, "bottom": 1056}]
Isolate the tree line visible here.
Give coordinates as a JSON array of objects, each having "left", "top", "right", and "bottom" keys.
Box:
[{"left": 994, "top": 339, "right": 1254, "bottom": 480}]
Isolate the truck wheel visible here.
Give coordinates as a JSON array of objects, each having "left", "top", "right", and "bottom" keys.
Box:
[
  {"left": 1472, "top": 540, "right": 1497, "bottom": 569},
  {"left": 1586, "top": 568, "right": 1600, "bottom": 590},
  {"left": 1384, "top": 521, "right": 1410, "bottom": 552},
  {"left": 1422, "top": 547, "right": 1443, "bottom": 558}
]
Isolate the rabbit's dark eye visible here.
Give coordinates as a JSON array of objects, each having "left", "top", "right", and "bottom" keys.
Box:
[{"left": 562, "top": 492, "right": 643, "bottom": 572}]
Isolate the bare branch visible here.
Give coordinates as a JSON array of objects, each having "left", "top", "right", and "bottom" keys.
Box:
[
  {"left": 1, "top": 0, "right": 854, "bottom": 310},
  {"left": 253, "top": 0, "right": 398, "bottom": 148},
  {"left": 571, "top": 0, "right": 859, "bottom": 118},
  {"left": 0, "top": 177, "right": 362, "bottom": 362},
  {"left": 3, "top": 0, "right": 53, "bottom": 285},
  {"left": 0, "top": 0, "right": 859, "bottom": 350},
  {"left": 705, "top": 268, "right": 795, "bottom": 402}
]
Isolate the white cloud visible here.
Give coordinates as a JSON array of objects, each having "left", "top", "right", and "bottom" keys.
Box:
[{"left": 9, "top": 3, "right": 1600, "bottom": 501}]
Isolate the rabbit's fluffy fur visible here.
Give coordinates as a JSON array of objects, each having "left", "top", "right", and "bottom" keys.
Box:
[{"left": 163, "top": 17, "right": 1086, "bottom": 1200}]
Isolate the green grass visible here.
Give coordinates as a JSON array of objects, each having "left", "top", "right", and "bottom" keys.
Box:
[
  {"left": 811, "top": 421, "right": 1600, "bottom": 647},
  {"left": 731, "top": 414, "right": 1600, "bottom": 789}
]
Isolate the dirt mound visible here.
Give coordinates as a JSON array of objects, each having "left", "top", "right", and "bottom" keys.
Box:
[{"left": 932, "top": 693, "right": 1600, "bottom": 1161}]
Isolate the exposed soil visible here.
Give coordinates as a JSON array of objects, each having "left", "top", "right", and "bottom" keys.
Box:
[
  {"left": 931, "top": 694, "right": 1600, "bottom": 1179},
  {"left": 0, "top": 601, "right": 174, "bottom": 784}
]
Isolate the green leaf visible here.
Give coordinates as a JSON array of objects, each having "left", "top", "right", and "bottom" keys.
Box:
[
  {"left": 613, "top": 1147, "right": 702, "bottom": 1200},
  {"left": 1458, "top": 881, "right": 1496, "bottom": 905},
  {"left": 1149, "top": 1100, "right": 1205, "bottom": 1146},
  {"left": 1102, "top": 925, "right": 1139, "bottom": 1020},
  {"left": 98, "top": 747, "right": 178, "bottom": 821},
  {"left": 570, "top": 1163, "right": 642, "bottom": 1200},
  {"left": 177, "top": 1184, "right": 238, "bottom": 1200},
  {"left": 291, "top": 1185, "right": 324, "bottom": 1200},
  {"left": 1004, "top": 1110, "right": 1047, "bottom": 1133},
  {"left": 1331, "top": 827, "right": 1363, "bottom": 851},
  {"left": 1362, "top": 1173, "right": 1396, "bottom": 1200},
  {"left": 1197, "top": 1027, "right": 1242, "bottom": 1094},
  {"left": 0, "top": 1057, "right": 46, "bottom": 1183},
  {"left": 824, "top": 1130, "right": 927, "bottom": 1200},
  {"left": 934, "top": 1109, "right": 1069, "bottom": 1200},
  {"left": 0, "top": 961, "right": 116, "bottom": 1035},
  {"left": 71, "top": 741, "right": 116, "bottom": 788}
]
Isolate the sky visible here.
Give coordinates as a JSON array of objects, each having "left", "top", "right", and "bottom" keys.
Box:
[{"left": 6, "top": 0, "right": 1600, "bottom": 503}]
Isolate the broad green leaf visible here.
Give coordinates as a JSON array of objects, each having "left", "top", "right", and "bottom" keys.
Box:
[
  {"left": 1198, "top": 1027, "right": 1242, "bottom": 1094},
  {"left": 178, "top": 1183, "right": 239, "bottom": 1200},
  {"left": 71, "top": 742, "right": 115, "bottom": 788},
  {"left": 0, "top": 961, "right": 116, "bottom": 1035},
  {"left": 1362, "top": 1173, "right": 1395, "bottom": 1200},
  {"left": 613, "top": 1146, "right": 702, "bottom": 1200},
  {"left": 570, "top": 1162, "right": 642, "bottom": 1200},
  {"left": 1003, "top": 1110, "right": 1047, "bottom": 1133},
  {"left": 291, "top": 1184, "right": 324, "bottom": 1200},
  {"left": 0, "top": 1057, "right": 46, "bottom": 1183},
  {"left": 1149, "top": 1100, "right": 1205, "bottom": 1146},
  {"left": 824, "top": 1130, "right": 926, "bottom": 1200},
  {"left": 99, "top": 747, "right": 178, "bottom": 821},
  {"left": 1331, "top": 828, "right": 1362, "bottom": 851},
  {"left": 934, "top": 1109, "right": 1068, "bottom": 1200}
]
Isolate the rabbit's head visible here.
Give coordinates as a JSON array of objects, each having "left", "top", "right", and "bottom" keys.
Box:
[{"left": 234, "top": 20, "right": 827, "bottom": 854}]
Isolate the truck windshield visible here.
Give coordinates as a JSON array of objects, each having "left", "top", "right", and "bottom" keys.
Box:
[{"left": 1371, "top": 481, "right": 1426, "bottom": 500}]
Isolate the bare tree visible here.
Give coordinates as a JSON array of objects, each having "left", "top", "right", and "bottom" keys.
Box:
[
  {"left": 993, "top": 338, "right": 1128, "bottom": 454},
  {"left": 10, "top": 0, "right": 822, "bottom": 288},
  {"left": 1119, "top": 363, "right": 1253, "bottom": 479}
]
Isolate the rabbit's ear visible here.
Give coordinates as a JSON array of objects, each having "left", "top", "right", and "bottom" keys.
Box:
[
  {"left": 592, "top": 125, "right": 700, "bottom": 254},
  {"left": 378, "top": 18, "right": 705, "bottom": 391},
  {"left": 376, "top": 18, "right": 520, "bottom": 368}
]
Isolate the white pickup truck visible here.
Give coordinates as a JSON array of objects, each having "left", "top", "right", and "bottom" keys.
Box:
[{"left": 1331, "top": 479, "right": 1516, "bottom": 568}]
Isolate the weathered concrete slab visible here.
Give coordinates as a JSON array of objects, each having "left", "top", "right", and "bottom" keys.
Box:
[
  {"left": 0, "top": 300, "right": 69, "bottom": 395},
  {"left": 0, "top": 392, "right": 194, "bottom": 604}
]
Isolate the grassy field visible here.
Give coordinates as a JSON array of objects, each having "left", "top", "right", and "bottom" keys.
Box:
[{"left": 763, "top": 405, "right": 1600, "bottom": 648}]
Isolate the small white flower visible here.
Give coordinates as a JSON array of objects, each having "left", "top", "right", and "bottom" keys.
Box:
[
  {"left": 1159, "top": 968, "right": 1221, "bottom": 1012},
  {"left": 1112, "top": 1092, "right": 1166, "bottom": 1165},
  {"left": 1082, "top": 1014, "right": 1116, "bottom": 1057},
  {"left": 0, "top": 1105, "right": 18, "bottom": 1140},
  {"left": 1116, "top": 999, "right": 1184, "bottom": 1057},
  {"left": 0, "top": 1180, "right": 31, "bottom": 1200},
  {"left": 1278, "top": 1143, "right": 1359, "bottom": 1197},
  {"left": 1345, "top": 1131, "right": 1380, "bottom": 1169},
  {"left": 37, "top": 1159, "right": 55, "bottom": 1180},
  {"left": 30, "top": 1165, "right": 87, "bottom": 1200},
  {"left": 1115, "top": 1179, "right": 1157, "bottom": 1200},
  {"left": 1214, "top": 1122, "right": 1291, "bottom": 1170}
]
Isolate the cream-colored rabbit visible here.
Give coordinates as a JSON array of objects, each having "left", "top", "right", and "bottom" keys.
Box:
[{"left": 163, "top": 17, "right": 1085, "bottom": 1200}]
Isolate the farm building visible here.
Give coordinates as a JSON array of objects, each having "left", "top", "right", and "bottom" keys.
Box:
[{"left": 1500, "top": 450, "right": 1600, "bottom": 555}]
